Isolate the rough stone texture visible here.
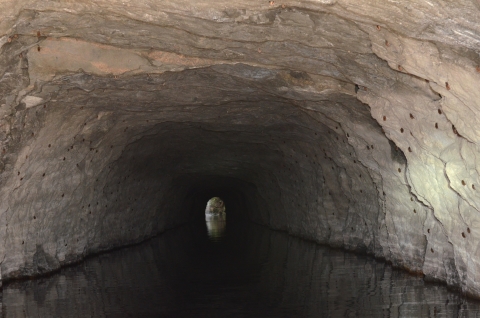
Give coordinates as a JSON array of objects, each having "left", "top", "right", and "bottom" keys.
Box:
[
  {"left": 0, "top": 0, "right": 480, "bottom": 296},
  {"left": 205, "top": 197, "right": 226, "bottom": 214}
]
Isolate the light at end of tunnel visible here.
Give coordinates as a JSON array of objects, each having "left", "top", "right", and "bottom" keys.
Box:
[{"left": 205, "top": 197, "right": 226, "bottom": 241}]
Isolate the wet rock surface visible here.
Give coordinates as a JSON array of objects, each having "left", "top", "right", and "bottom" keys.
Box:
[{"left": 0, "top": 0, "right": 480, "bottom": 297}]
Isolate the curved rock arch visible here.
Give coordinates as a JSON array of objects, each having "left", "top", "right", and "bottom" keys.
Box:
[{"left": 0, "top": 0, "right": 480, "bottom": 297}]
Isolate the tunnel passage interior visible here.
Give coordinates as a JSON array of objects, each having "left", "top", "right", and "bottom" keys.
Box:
[
  {"left": 1, "top": 63, "right": 414, "bottom": 278},
  {"left": 13, "top": 66, "right": 384, "bottom": 240},
  {"left": 2, "top": 63, "right": 389, "bottom": 280},
  {"left": 2, "top": 0, "right": 480, "bottom": 298}
]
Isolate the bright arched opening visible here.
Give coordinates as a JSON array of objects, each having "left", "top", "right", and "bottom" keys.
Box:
[
  {"left": 205, "top": 197, "right": 226, "bottom": 241},
  {"left": 205, "top": 197, "right": 226, "bottom": 214}
]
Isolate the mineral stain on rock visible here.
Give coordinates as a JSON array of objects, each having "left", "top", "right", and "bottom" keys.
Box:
[
  {"left": 32, "top": 245, "right": 59, "bottom": 275},
  {"left": 389, "top": 139, "right": 407, "bottom": 164}
]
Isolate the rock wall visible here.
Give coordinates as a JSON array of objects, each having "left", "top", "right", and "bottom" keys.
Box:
[{"left": 0, "top": 0, "right": 480, "bottom": 296}]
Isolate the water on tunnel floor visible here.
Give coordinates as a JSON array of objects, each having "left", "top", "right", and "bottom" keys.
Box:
[
  {"left": 1, "top": 220, "right": 480, "bottom": 317},
  {"left": 205, "top": 213, "right": 227, "bottom": 242}
]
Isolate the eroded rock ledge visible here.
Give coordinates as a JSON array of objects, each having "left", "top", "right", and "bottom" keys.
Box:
[{"left": 1, "top": 0, "right": 480, "bottom": 297}]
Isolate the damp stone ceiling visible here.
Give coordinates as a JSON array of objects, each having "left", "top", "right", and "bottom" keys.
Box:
[{"left": 1, "top": 0, "right": 480, "bottom": 297}]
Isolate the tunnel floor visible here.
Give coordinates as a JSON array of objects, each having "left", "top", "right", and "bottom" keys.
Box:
[{"left": 2, "top": 219, "right": 480, "bottom": 317}]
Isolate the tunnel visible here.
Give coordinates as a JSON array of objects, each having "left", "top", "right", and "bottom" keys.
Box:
[{"left": 1, "top": 0, "right": 480, "bottom": 300}]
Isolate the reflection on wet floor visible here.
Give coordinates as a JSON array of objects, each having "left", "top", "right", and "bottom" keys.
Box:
[
  {"left": 205, "top": 213, "right": 226, "bottom": 242},
  {"left": 2, "top": 220, "right": 480, "bottom": 317}
]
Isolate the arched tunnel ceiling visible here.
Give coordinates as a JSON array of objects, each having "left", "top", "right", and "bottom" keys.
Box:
[{"left": 1, "top": 0, "right": 480, "bottom": 297}]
